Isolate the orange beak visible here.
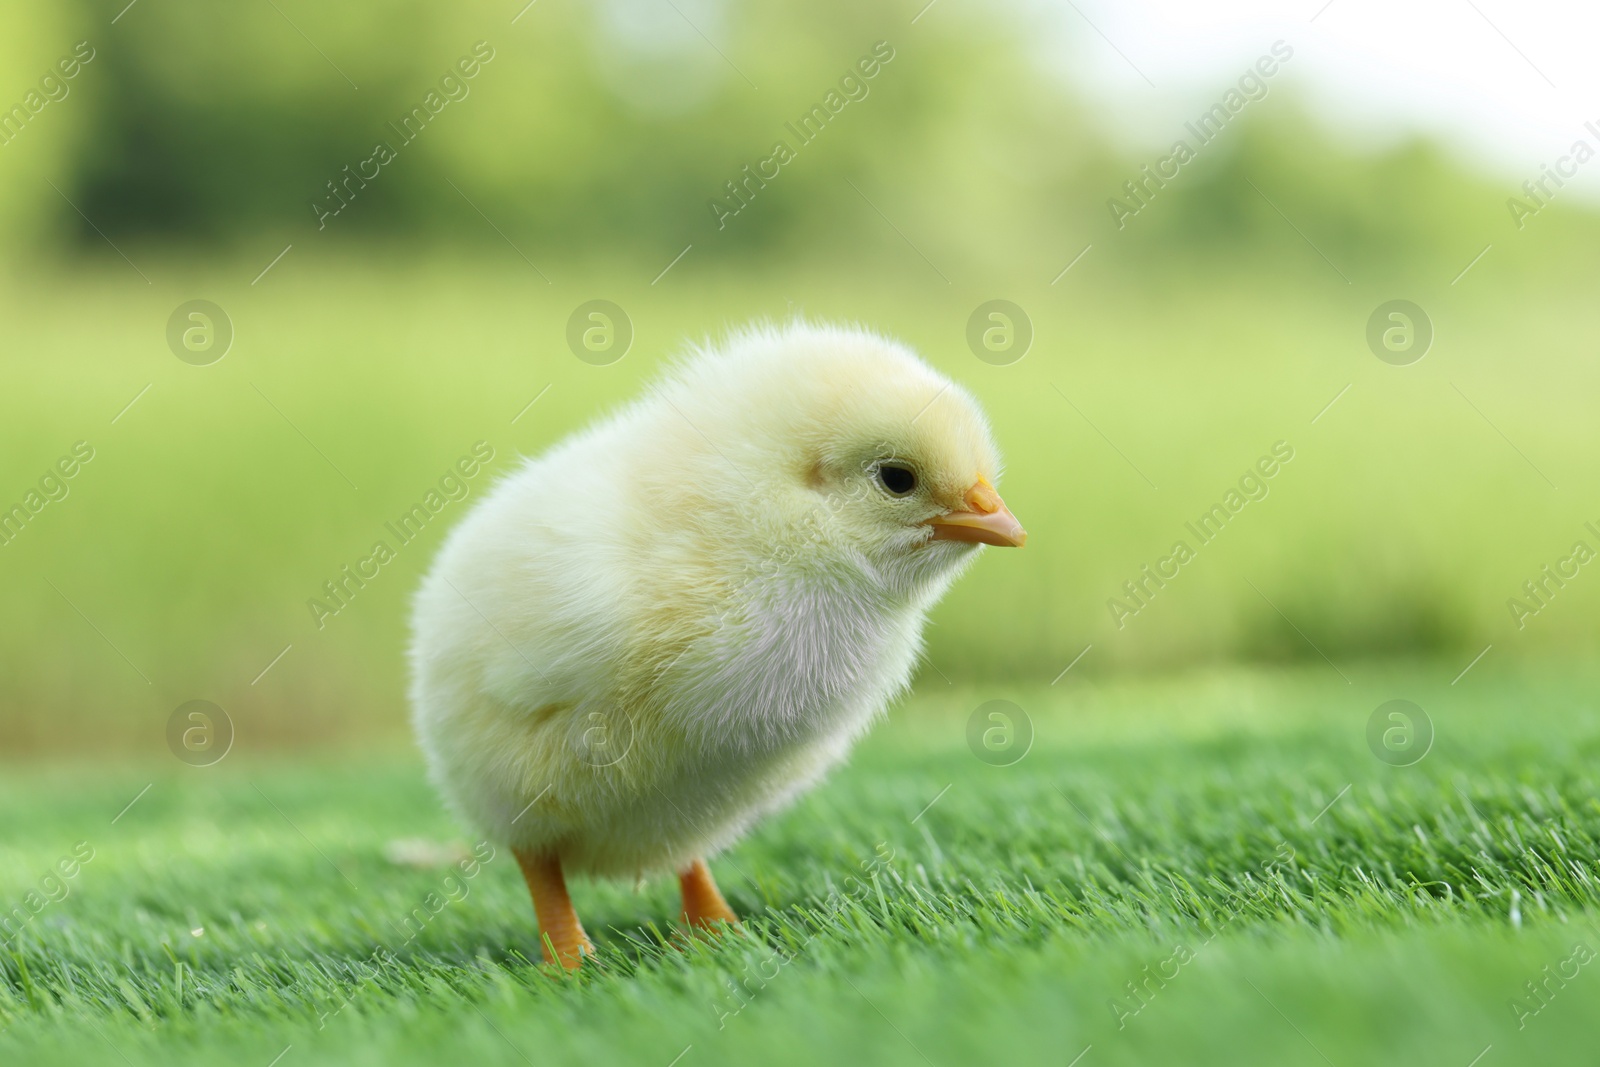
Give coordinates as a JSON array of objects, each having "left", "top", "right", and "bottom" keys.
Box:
[{"left": 924, "top": 477, "right": 1026, "bottom": 548}]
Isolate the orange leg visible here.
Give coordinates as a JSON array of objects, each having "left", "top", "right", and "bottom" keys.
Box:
[
  {"left": 513, "top": 848, "right": 593, "bottom": 970},
  {"left": 679, "top": 858, "right": 740, "bottom": 930}
]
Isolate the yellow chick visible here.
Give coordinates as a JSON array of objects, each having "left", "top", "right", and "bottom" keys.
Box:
[{"left": 408, "top": 321, "right": 1024, "bottom": 968}]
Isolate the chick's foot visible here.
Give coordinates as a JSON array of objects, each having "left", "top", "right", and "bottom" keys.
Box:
[
  {"left": 514, "top": 847, "right": 594, "bottom": 970},
  {"left": 679, "top": 857, "right": 741, "bottom": 931}
]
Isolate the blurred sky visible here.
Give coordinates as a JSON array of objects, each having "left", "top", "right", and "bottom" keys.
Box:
[{"left": 1026, "top": 0, "right": 1600, "bottom": 200}]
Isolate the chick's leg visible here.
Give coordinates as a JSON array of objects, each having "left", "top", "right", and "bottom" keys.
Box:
[
  {"left": 679, "top": 858, "right": 740, "bottom": 929},
  {"left": 513, "top": 848, "right": 593, "bottom": 969}
]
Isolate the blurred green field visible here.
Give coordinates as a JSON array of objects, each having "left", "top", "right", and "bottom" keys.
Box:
[
  {"left": 2, "top": 248, "right": 1598, "bottom": 747},
  {"left": 5, "top": 663, "right": 1600, "bottom": 1065},
  {"left": 7, "top": 0, "right": 1600, "bottom": 752}
]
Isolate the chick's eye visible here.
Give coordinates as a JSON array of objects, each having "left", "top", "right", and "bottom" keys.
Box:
[{"left": 877, "top": 463, "right": 917, "bottom": 496}]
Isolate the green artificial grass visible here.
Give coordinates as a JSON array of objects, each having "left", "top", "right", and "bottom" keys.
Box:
[{"left": 4, "top": 660, "right": 1600, "bottom": 1065}]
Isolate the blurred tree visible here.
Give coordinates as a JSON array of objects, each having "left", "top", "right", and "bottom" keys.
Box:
[
  {"left": 6, "top": 0, "right": 1595, "bottom": 277},
  {"left": 0, "top": 4, "right": 95, "bottom": 250},
  {"left": 19, "top": 0, "right": 1099, "bottom": 264}
]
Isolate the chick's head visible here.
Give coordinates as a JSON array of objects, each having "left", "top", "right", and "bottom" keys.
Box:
[{"left": 660, "top": 323, "right": 1025, "bottom": 596}]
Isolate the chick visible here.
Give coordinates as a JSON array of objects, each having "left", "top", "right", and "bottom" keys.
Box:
[{"left": 409, "top": 321, "right": 1024, "bottom": 968}]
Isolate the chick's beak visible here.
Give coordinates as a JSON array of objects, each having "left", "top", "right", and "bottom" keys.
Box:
[{"left": 924, "top": 477, "right": 1027, "bottom": 548}]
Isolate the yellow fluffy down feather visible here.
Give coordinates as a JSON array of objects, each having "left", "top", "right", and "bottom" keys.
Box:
[{"left": 408, "top": 320, "right": 1024, "bottom": 964}]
